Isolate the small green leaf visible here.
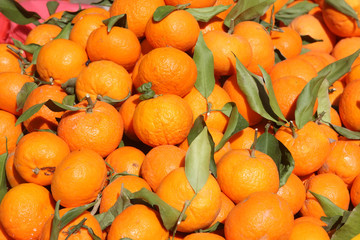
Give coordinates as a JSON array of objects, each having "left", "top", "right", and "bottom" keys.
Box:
[
  {"left": 0, "top": 150, "right": 8, "bottom": 204},
  {"left": 103, "top": 14, "right": 128, "bottom": 32},
  {"left": 91, "top": 0, "right": 113, "bottom": 7},
  {"left": 294, "top": 69, "right": 330, "bottom": 129},
  {"left": 316, "top": 80, "right": 331, "bottom": 124},
  {"left": 224, "top": 0, "right": 276, "bottom": 28},
  {"left": 81, "top": 225, "right": 102, "bottom": 240},
  {"left": 301, "top": 35, "right": 323, "bottom": 45},
  {"left": 15, "top": 102, "right": 45, "bottom": 126},
  {"left": 62, "top": 95, "right": 76, "bottom": 106},
  {"left": 12, "top": 39, "right": 41, "bottom": 54},
  {"left": 59, "top": 202, "right": 96, "bottom": 229},
  {"left": 61, "top": 78, "right": 77, "bottom": 95},
  {"left": 64, "top": 218, "right": 87, "bottom": 240},
  {"left": 30, "top": 45, "right": 42, "bottom": 65},
  {"left": 325, "top": 0, "right": 360, "bottom": 28},
  {"left": 152, "top": 5, "right": 177, "bottom": 21},
  {"left": 16, "top": 82, "right": 38, "bottom": 111},
  {"left": 186, "top": 4, "right": 231, "bottom": 22},
  {"left": 54, "top": 22, "right": 72, "bottom": 40},
  {"left": 274, "top": 48, "right": 286, "bottom": 63},
  {"left": 331, "top": 204, "right": 360, "bottom": 240},
  {"left": 328, "top": 124, "right": 360, "bottom": 139},
  {"left": 185, "top": 127, "right": 212, "bottom": 193},
  {"left": 321, "top": 215, "right": 343, "bottom": 232},
  {"left": 98, "top": 91, "right": 131, "bottom": 105},
  {"left": 275, "top": 1, "right": 319, "bottom": 26},
  {"left": 130, "top": 188, "right": 183, "bottom": 231},
  {"left": 215, "top": 102, "right": 248, "bottom": 152},
  {"left": 137, "top": 82, "right": 156, "bottom": 100},
  {"left": 310, "top": 191, "right": 346, "bottom": 217},
  {"left": 44, "top": 99, "right": 82, "bottom": 112},
  {"left": 198, "top": 222, "right": 223, "bottom": 233},
  {"left": 0, "top": 0, "right": 41, "bottom": 25},
  {"left": 50, "top": 201, "right": 62, "bottom": 240},
  {"left": 95, "top": 187, "right": 132, "bottom": 230},
  {"left": 193, "top": 32, "right": 215, "bottom": 100},
  {"left": 47, "top": 1, "right": 59, "bottom": 16},
  {"left": 277, "top": 139, "right": 295, "bottom": 187}
]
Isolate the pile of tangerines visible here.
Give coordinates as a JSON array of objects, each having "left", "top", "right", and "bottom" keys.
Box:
[{"left": 2, "top": 0, "right": 360, "bottom": 239}]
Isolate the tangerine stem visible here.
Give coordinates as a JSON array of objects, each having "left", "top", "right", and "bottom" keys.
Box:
[
  {"left": 250, "top": 128, "right": 259, "bottom": 158},
  {"left": 85, "top": 94, "right": 95, "bottom": 113},
  {"left": 32, "top": 167, "right": 40, "bottom": 175},
  {"left": 289, "top": 121, "right": 298, "bottom": 139}
]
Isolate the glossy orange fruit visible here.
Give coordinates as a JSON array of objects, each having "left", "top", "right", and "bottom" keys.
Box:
[
  {"left": 328, "top": 80, "right": 344, "bottom": 107},
  {"left": 351, "top": 174, "right": 360, "bottom": 207},
  {"left": 5, "top": 152, "right": 26, "bottom": 187},
  {"left": 277, "top": 173, "right": 306, "bottom": 214},
  {"left": 339, "top": 79, "right": 360, "bottom": 131},
  {"left": 164, "top": 0, "right": 216, "bottom": 8},
  {"left": 289, "top": 221, "right": 330, "bottom": 240},
  {"left": 210, "top": 192, "right": 235, "bottom": 226},
  {"left": 118, "top": 93, "right": 141, "bottom": 141},
  {"left": 184, "top": 233, "right": 225, "bottom": 240},
  {"left": 228, "top": 127, "right": 256, "bottom": 150},
  {"left": 270, "top": 27, "right": 303, "bottom": 59},
  {"left": 0, "top": 110, "right": 22, "bottom": 155},
  {"left": 331, "top": 37, "right": 360, "bottom": 68},
  {"left": 71, "top": 7, "right": 110, "bottom": 23},
  {"left": 0, "top": 43, "right": 22, "bottom": 73}
]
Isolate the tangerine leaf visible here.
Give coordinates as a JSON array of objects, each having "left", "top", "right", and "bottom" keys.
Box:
[
  {"left": 30, "top": 45, "right": 42, "bottom": 65},
  {"left": 331, "top": 204, "right": 360, "bottom": 240},
  {"left": 198, "top": 222, "right": 223, "bottom": 233},
  {"left": 103, "top": 14, "right": 127, "bottom": 32},
  {"left": 328, "top": 124, "right": 360, "bottom": 140},
  {"left": 59, "top": 201, "right": 96, "bottom": 229},
  {"left": 316, "top": 80, "right": 331, "bottom": 124},
  {"left": 185, "top": 127, "right": 212, "bottom": 193},
  {"left": 186, "top": 4, "right": 231, "bottom": 22},
  {"left": 224, "top": 0, "right": 276, "bottom": 28},
  {"left": 81, "top": 225, "right": 102, "bottom": 240},
  {"left": 16, "top": 82, "right": 38, "bottom": 111},
  {"left": 50, "top": 201, "right": 62, "bottom": 240},
  {"left": 44, "top": 99, "right": 82, "bottom": 112},
  {"left": 61, "top": 77, "right": 77, "bottom": 95},
  {"left": 47, "top": 1, "right": 59, "bottom": 16},
  {"left": 62, "top": 95, "right": 76, "bottom": 106},
  {"left": 12, "top": 39, "right": 41, "bottom": 54},
  {"left": 0, "top": 0, "right": 41, "bottom": 25},
  {"left": 98, "top": 91, "right": 131, "bottom": 105},
  {"left": 91, "top": 0, "right": 113, "bottom": 7},
  {"left": 54, "top": 22, "right": 72, "bottom": 40},
  {"left": 95, "top": 187, "right": 132, "bottom": 230},
  {"left": 0, "top": 150, "right": 8, "bottom": 204},
  {"left": 294, "top": 69, "right": 330, "bottom": 129},
  {"left": 193, "top": 31, "right": 215, "bottom": 99},
  {"left": 325, "top": 0, "right": 360, "bottom": 28},
  {"left": 321, "top": 215, "right": 344, "bottom": 232},
  {"left": 310, "top": 191, "right": 346, "bottom": 217},
  {"left": 301, "top": 34, "right": 323, "bottom": 45},
  {"left": 15, "top": 102, "right": 45, "bottom": 126},
  {"left": 274, "top": 48, "right": 286, "bottom": 63},
  {"left": 215, "top": 102, "right": 248, "bottom": 152},
  {"left": 277, "top": 138, "right": 295, "bottom": 187},
  {"left": 152, "top": 5, "right": 176, "bottom": 21},
  {"left": 275, "top": 1, "right": 318, "bottom": 26},
  {"left": 130, "top": 188, "right": 183, "bottom": 231}
]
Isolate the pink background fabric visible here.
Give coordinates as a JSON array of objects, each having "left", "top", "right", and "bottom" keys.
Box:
[{"left": 0, "top": 0, "right": 93, "bottom": 44}]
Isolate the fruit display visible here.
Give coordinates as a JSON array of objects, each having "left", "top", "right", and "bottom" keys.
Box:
[{"left": 2, "top": 0, "right": 360, "bottom": 239}]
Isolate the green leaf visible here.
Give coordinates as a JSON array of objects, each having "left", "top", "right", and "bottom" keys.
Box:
[
  {"left": 61, "top": 78, "right": 77, "bottom": 95},
  {"left": 215, "top": 102, "right": 248, "bottom": 152},
  {"left": 137, "top": 82, "right": 156, "bottom": 100},
  {"left": 47, "top": 1, "right": 59, "bottom": 16},
  {"left": 44, "top": 7, "right": 82, "bottom": 28},
  {"left": 186, "top": 4, "right": 231, "bottom": 22},
  {"left": 12, "top": 39, "right": 41, "bottom": 54},
  {"left": 98, "top": 91, "right": 131, "bottom": 106},
  {"left": 54, "top": 22, "right": 72, "bottom": 40},
  {"left": 294, "top": 69, "right": 330, "bottom": 129},
  {"left": 0, "top": 150, "right": 8, "bottom": 204},
  {"left": 198, "top": 222, "right": 223, "bottom": 233},
  {"left": 329, "top": 124, "right": 360, "bottom": 140},
  {"left": 95, "top": 187, "right": 132, "bottom": 230},
  {"left": 256, "top": 126, "right": 294, "bottom": 187},
  {"left": 50, "top": 201, "right": 62, "bottom": 240},
  {"left": 64, "top": 218, "right": 87, "bottom": 240},
  {"left": 16, "top": 82, "right": 38, "bottom": 111},
  {"left": 30, "top": 45, "right": 42, "bottom": 65},
  {"left": 310, "top": 191, "right": 346, "bottom": 217},
  {"left": 331, "top": 204, "right": 360, "bottom": 240},
  {"left": 91, "top": 0, "right": 113, "bottom": 7},
  {"left": 325, "top": 0, "right": 360, "bottom": 28},
  {"left": 103, "top": 14, "right": 128, "bottom": 32},
  {"left": 59, "top": 202, "right": 96, "bottom": 229},
  {"left": 62, "top": 95, "right": 76, "bottom": 106},
  {"left": 0, "top": 0, "right": 41, "bottom": 25},
  {"left": 234, "top": 55, "right": 283, "bottom": 124},
  {"left": 274, "top": 48, "right": 286, "bottom": 64},
  {"left": 44, "top": 99, "right": 82, "bottom": 112},
  {"left": 15, "top": 102, "right": 45, "bottom": 126},
  {"left": 81, "top": 225, "right": 102, "bottom": 240},
  {"left": 193, "top": 32, "right": 215, "bottom": 99},
  {"left": 301, "top": 35, "right": 323, "bottom": 45},
  {"left": 275, "top": 1, "right": 319, "bottom": 26},
  {"left": 130, "top": 188, "right": 183, "bottom": 231},
  {"left": 224, "top": 0, "right": 276, "bottom": 28},
  {"left": 185, "top": 127, "right": 212, "bottom": 193},
  {"left": 321, "top": 215, "right": 343, "bottom": 232},
  {"left": 152, "top": 5, "right": 176, "bottom": 21},
  {"left": 316, "top": 80, "right": 331, "bottom": 124}
]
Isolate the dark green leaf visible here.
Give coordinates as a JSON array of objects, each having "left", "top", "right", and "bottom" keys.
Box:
[
  {"left": 193, "top": 32, "right": 215, "bottom": 99},
  {"left": 325, "top": 0, "right": 360, "bottom": 28},
  {"left": 186, "top": 4, "right": 231, "bottom": 22},
  {"left": 44, "top": 7, "right": 82, "bottom": 28},
  {"left": 59, "top": 202, "right": 96, "bottom": 229},
  {"left": 198, "top": 222, "right": 223, "bottom": 233},
  {"left": 215, "top": 102, "right": 248, "bottom": 152},
  {"left": 130, "top": 188, "right": 183, "bottom": 231},
  {"left": 61, "top": 78, "right": 77, "bottom": 95},
  {"left": 50, "top": 201, "right": 62, "bottom": 240},
  {"left": 30, "top": 45, "right": 42, "bottom": 65},
  {"left": 224, "top": 0, "right": 276, "bottom": 28},
  {"left": 47, "top": 1, "right": 59, "bottom": 16},
  {"left": 16, "top": 82, "right": 38, "bottom": 111},
  {"left": 91, "top": 0, "right": 113, "bottom": 7},
  {"left": 301, "top": 35, "right": 323, "bottom": 45},
  {"left": 37, "top": 129, "right": 57, "bottom": 134},
  {"left": 330, "top": 204, "right": 360, "bottom": 239},
  {"left": 0, "top": 150, "right": 8, "bottom": 204},
  {"left": 277, "top": 140, "right": 295, "bottom": 187},
  {"left": 275, "top": 1, "right": 318, "bottom": 26},
  {"left": 294, "top": 69, "right": 330, "bottom": 129},
  {"left": 62, "top": 95, "right": 76, "bottom": 106},
  {"left": 0, "top": 0, "right": 41, "bottom": 25},
  {"left": 274, "top": 48, "right": 286, "bottom": 63},
  {"left": 64, "top": 218, "right": 87, "bottom": 240},
  {"left": 185, "top": 127, "right": 211, "bottom": 193},
  {"left": 300, "top": 48, "right": 311, "bottom": 55},
  {"left": 103, "top": 14, "right": 127, "bottom": 32},
  {"left": 81, "top": 225, "right": 102, "bottom": 240},
  {"left": 15, "top": 102, "right": 45, "bottom": 126},
  {"left": 316, "top": 80, "right": 331, "bottom": 124},
  {"left": 310, "top": 191, "right": 346, "bottom": 217},
  {"left": 44, "top": 99, "right": 82, "bottom": 112},
  {"left": 98, "top": 91, "right": 131, "bottom": 105},
  {"left": 95, "top": 187, "right": 132, "bottom": 230},
  {"left": 329, "top": 124, "right": 360, "bottom": 140},
  {"left": 321, "top": 215, "right": 343, "bottom": 232},
  {"left": 54, "top": 22, "right": 72, "bottom": 40},
  {"left": 12, "top": 39, "right": 41, "bottom": 54},
  {"left": 152, "top": 5, "right": 176, "bottom": 21}
]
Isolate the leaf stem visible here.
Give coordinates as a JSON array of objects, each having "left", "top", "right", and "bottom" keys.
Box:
[
  {"left": 289, "top": 121, "right": 298, "bottom": 139},
  {"left": 250, "top": 128, "right": 258, "bottom": 158}
]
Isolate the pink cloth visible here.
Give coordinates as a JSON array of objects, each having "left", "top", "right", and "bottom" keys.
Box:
[{"left": 1, "top": 0, "right": 93, "bottom": 44}]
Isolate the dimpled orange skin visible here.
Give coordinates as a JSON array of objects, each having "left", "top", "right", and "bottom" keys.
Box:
[
  {"left": 134, "top": 47, "right": 197, "bottom": 97},
  {"left": 339, "top": 79, "right": 360, "bottom": 131},
  {"left": 119, "top": 94, "right": 141, "bottom": 141},
  {"left": 57, "top": 101, "right": 124, "bottom": 158},
  {"left": 184, "top": 233, "right": 225, "bottom": 240},
  {"left": 107, "top": 204, "right": 169, "bottom": 240},
  {"left": 51, "top": 149, "right": 107, "bottom": 208},
  {"left": 351, "top": 174, "right": 360, "bottom": 207},
  {"left": 156, "top": 167, "right": 221, "bottom": 233},
  {"left": 5, "top": 152, "right": 26, "bottom": 187},
  {"left": 145, "top": 10, "right": 200, "bottom": 52},
  {"left": 216, "top": 149, "right": 280, "bottom": 204},
  {"left": 132, "top": 94, "right": 193, "bottom": 147},
  {"left": 0, "top": 183, "right": 55, "bottom": 240},
  {"left": 165, "top": 0, "right": 216, "bottom": 8},
  {"left": 275, "top": 121, "right": 331, "bottom": 177},
  {"left": 224, "top": 191, "right": 294, "bottom": 240},
  {"left": 14, "top": 131, "right": 70, "bottom": 186},
  {"left": 86, "top": 26, "right": 141, "bottom": 71},
  {"left": 36, "top": 39, "right": 88, "bottom": 85},
  {"left": 0, "top": 110, "right": 22, "bottom": 155},
  {"left": 0, "top": 44, "right": 22, "bottom": 73}
]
